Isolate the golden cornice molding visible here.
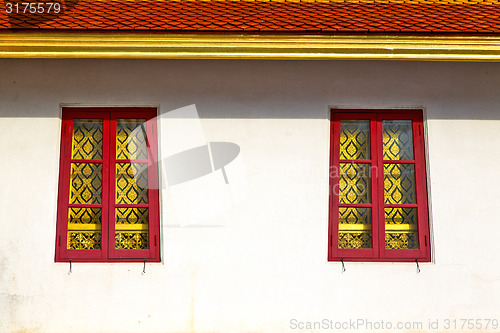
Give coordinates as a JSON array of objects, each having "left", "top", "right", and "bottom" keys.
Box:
[{"left": 1, "top": 32, "right": 500, "bottom": 61}]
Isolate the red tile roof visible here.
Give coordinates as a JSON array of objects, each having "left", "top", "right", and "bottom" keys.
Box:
[{"left": 1, "top": 0, "right": 500, "bottom": 34}]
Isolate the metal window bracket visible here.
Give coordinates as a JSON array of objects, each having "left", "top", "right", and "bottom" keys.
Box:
[
  {"left": 415, "top": 259, "right": 420, "bottom": 274},
  {"left": 142, "top": 259, "right": 147, "bottom": 275},
  {"left": 341, "top": 258, "right": 346, "bottom": 273},
  {"left": 68, "top": 259, "right": 72, "bottom": 275}
]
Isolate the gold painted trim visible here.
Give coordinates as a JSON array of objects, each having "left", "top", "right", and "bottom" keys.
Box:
[
  {"left": 2, "top": 32, "right": 500, "bottom": 61},
  {"left": 68, "top": 223, "right": 148, "bottom": 231},
  {"left": 115, "top": 224, "right": 149, "bottom": 231},
  {"left": 339, "top": 224, "right": 417, "bottom": 232},
  {"left": 68, "top": 223, "right": 101, "bottom": 231},
  {"left": 339, "top": 224, "right": 372, "bottom": 232}
]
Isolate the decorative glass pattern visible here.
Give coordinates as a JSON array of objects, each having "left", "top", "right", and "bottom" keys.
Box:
[
  {"left": 67, "top": 208, "right": 102, "bottom": 249},
  {"left": 340, "top": 120, "right": 370, "bottom": 160},
  {"left": 69, "top": 207, "right": 101, "bottom": 224},
  {"left": 384, "top": 164, "right": 416, "bottom": 204},
  {"left": 115, "top": 207, "right": 148, "bottom": 224},
  {"left": 115, "top": 233, "right": 148, "bottom": 249},
  {"left": 385, "top": 208, "right": 418, "bottom": 249},
  {"left": 385, "top": 207, "right": 417, "bottom": 225},
  {"left": 339, "top": 163, "right": 371, "bottom": 204},
  {"left": 385, "top": 233, "right": 418, "bottom": 249},
  {"left": 338, "top": 207, "right": 372, "bottom": 249},
  {"left": 383, "top": 120, "right": 414, "bottom": 160},
  {"left": 339, "top": 233, "right": 372, "bottom": 249},
  {"left": 71, "top": 119, "right": 103, "bottom": 160},
  {"left": 339, "top": 207, "right": 370, "bottom": 224},
  {"left": 68, "top": 232, "right": 101, "bottom": 250},
  {"left": 69, "top": 163, "right": 102, "bottom": 204},
  {"left": 116, "top": 163, "right": 148, "bottom": 204},
  {"left": 116, "top": 119, "right": 148, "bottom": 160}
]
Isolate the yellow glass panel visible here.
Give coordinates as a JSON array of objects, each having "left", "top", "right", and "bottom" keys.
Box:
[
  {"left": 339, "top": 163, "right": 370, "bottom": 204},
  {"left": 68, "top": 232, "right": 101, "bottom": 250},
  {"left": 339, "top": 207, "right": 370, "bottom": 224},
  {"left": 383, "top": 120, "right": 414, "bottom": 161},
  {"left": 339, "top": 232, "right": 372, "bottom": 249},
  {"left": 116, "top": 163, "right": 148, "bottom": 204},
  {"left": 71, "top": 119, "right": 103, "bottom": 160},
  {"left": 338, "top": 207, "right": 372, "bottom": 249},
  {"left": 115, "top": 207, "right": 149, "bottom": 249},
  {"left": 116, "top": 119, "right": 148, "bottom": 160},
  {"left": 67, "top": 208, "right": 101, "bottom": 249},
  {"left": 115, "top": 207, "right": 148, "bottom": 225},
  {"left": 69, "top": 163, "right": 102, "bottom": 204},
  {"left": 385, "top": 233, "right": 419, "bottom": 249},
  {"left": 115, "top": 232, "right": 148, "bottom": 249},
  {"left": 383, "top": 164, "right": 416, "bottom": 204},
  {"left": 340, "top": 120, "right": 370, "bottom": 160},
  {"left": 385, "top": 207, "right": 419, "bottom": 249},
  {"left": 69, "top": 207, "right": 101, "bottom": 224}
]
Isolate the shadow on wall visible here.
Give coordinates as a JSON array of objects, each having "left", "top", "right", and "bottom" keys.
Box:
[
  {"left": 165, "top": 142, "right": 240, "bottom": 186},
  {"left": 2, "top": 59, "right": 500, "bottom": 119}
]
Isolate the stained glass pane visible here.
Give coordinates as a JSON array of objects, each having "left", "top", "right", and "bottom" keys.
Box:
[
  {"left": 116, "top": 207, "right": 149, "bottom": 224},
  {"left": 69, "top": 207, "right": 101, "bottom": 224},
  {"left": 338, "top": 207, "right": 372, "bottom": 249},
  {"left": 71, "top": 119, "right": 103, "bottom": 160},
  {"left": 68, "top": 232, "right": 101, "bottom": 250},
  {"left": 116, "top": 163, "right": 148, "bottom": 204},
  {"left": 340, "top": 120, "right": 370, "bottom": 160},
  {"left": 67, "top": 208, "right": 101, "bottom": 250},
  {"left": 116, "top": 119, "right": 148, "bottom": 160},
  {"left": 383, "top": 120, "right": 414, "bottom": 160},
  {"left": 385, "top": 207, "right": 419, "bottom": 249},
  {"left": 339, "top": 163, "right": 371, "bottom": 204},
  {"left": 115, "top": 208, "right": 149, "bottom": 249},
  {"left": 384, "top": 164, "right": 416, "bottom": 204},
  {"left": 115, "top": 232, "right": 148, "bottom": 249},
  {"left": 69, "top": 163, "right": 102, "bottom": 204}
]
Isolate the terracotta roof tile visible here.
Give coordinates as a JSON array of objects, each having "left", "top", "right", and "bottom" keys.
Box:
[{"left": 1, "top": 0, "right": 500, "bottom": 34}]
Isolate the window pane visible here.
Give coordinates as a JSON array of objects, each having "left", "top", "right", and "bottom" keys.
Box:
[
  {"left": 116, "top": 163, "right": 149, "bottom": 204},
  {"left": 115, "top": 208, "right": 149, "bottom": 249},
  {"left": 339, "top": 163, "right": 371, "bottom": 204},
  {"left": 383, "top": 120, "right": 414, "bottom": 160},
  {"left": 71, "top": 119, "right": 103, "bottom": 160},
  {"left": 340, "top": 120, "right": 370, "bottom": 160},
  {"left": 116, "top": 207, "right": 149, "bottom": 224},
  {"left": 67, "top": 208, "right": 101, "bottom": 249},
  {"left": 385, "top": 207, "right": 419, "bottom": 249},
  {"left": 116, "top": 119, "right": 148, "bottom": 160},
  {"left": 338, "top": 207, "right": 372, "bottom": 249},
  {"left": 384, "top": 164, "right": 416, "bottom": 204},
  {"left": 69, "top": 163, "right": 102, "bottom": 204}
]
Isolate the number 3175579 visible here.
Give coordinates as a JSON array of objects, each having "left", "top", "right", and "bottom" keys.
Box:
[{"left": 5, "top": 2, "right": 61, "bottom": 14}]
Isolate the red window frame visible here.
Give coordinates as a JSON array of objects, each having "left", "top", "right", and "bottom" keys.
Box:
[
  {"left": 55, "top": 107, "right": 160, "bottom": 262},
  {"left": 328, "top": 109, "right": 430, "bottom": 262}
]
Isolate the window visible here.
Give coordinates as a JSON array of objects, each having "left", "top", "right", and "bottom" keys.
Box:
[
  {"left": 328, "top": 110, "right": 430, "bottom": 262},
  {"left": 55, "top": 107, "right": 160, "bottom": 262}
]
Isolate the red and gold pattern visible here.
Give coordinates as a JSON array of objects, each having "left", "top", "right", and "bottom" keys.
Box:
[{"left": 337, "top": 118, "right": 420, "bottom": 250}]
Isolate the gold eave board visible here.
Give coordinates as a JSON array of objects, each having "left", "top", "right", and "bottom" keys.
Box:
[{"left": 2, "top": 32, "right": 500, "bottom": 61}]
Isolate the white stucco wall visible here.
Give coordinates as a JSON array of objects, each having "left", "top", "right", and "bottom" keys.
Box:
[{"left": 1, "top": 59, "right": 500, "bottom": 333}]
